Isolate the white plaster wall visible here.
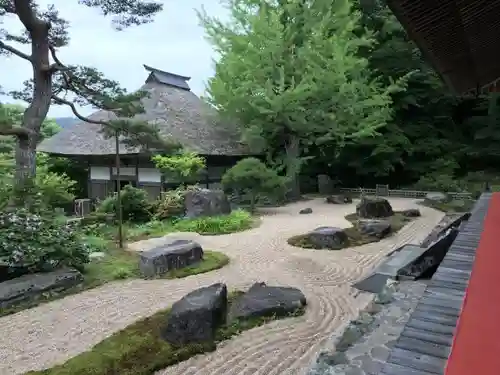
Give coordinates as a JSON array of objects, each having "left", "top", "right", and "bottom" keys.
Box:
[
  {"left": 138, "top": 167, "right": 162, "bottom": 183},
  {"left": 111, "top": 167, "right": 136, "bottom": 176},
  {"left": 90, "top": 166, "right": 110, "bottom": 180}
]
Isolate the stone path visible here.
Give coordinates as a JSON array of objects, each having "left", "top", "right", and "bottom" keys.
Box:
[
  {"left": 0, "top": 198, "right": 443, "bottom": 375},
  {"left": 307, "top": 280, "right": 428, "bottom": 375}
]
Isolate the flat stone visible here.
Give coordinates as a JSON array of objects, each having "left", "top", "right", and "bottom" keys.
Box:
[
  {"left": 300, "top": 208, "right": 313, "bottom": 214},
  {"left": 353, "top": 273, "right": 390, "bottom": 294},
  {"left": 228, "top": 282, "right": 306, "bottom": 321},
  {"left": 308, "top": 227, "right": 348, "bottom": 250},
  {"left": 370, "top": 346, "right": 390, "bottom": 361},
  {"left": 0, "top": 268, "right": 83, "bottom": 309},
  {"left": 161, "top": 283, "right": 227, "bottom": 345},
  {"left": 139, "top": 239, "right": 203, "bottom": 278}
]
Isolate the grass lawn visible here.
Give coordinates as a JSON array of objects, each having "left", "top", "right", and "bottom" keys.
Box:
[
  {"left": 25, "top": 292, "right": 305, "bottom": 375},
  {"left": 0, "top": 249, "right": 230, "bottom": 317},
  {"left": 287, "top": 211, "right": 413, "bottom": 250}
]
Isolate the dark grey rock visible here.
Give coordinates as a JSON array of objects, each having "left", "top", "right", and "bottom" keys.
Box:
[
  {"left": 139, "top": 239, "right": 203, "bottom": 278},
  {"left": 161, "top": 283, "right": 227, "bottom": 346},
  {"left": 308, "top": 227, "right": 348, "bottom": 249},
  {"left": 358, "top": 220, "right": 391, "bottom": 239},
  {"left": 228, "top": 282, "right": 306, "bottom": 321},
  {"left": 300, "top": 207, "right": 313, "bottom": 214},
  {"left": 184, "top": 188, "right": 231, "bottom": 218},
  {"left": 356, "top": 197, "right": 393, "bottom": 218},
  {"left": 326, "top": 195, "right": 353, "bottom": 204},
  {"left": 0, "top": 268, "right": 83, "bottom": 309},
  {"left": 398, "top": 228, "right": 458, "bottom": 279},
  {"left": 401, "top": 208, "right": 421, "bottom": 217}
]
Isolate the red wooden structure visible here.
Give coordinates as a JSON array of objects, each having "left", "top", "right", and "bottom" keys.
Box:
[{"left": 384, "top": 1, "right": 500, "bottom": 374}]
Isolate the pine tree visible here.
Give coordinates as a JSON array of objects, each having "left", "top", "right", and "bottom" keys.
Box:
[{"left": 0, "top": 0, "right": 169, "bottom": 196}]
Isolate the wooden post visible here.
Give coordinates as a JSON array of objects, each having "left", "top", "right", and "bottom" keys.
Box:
[{"left": 115, "top": 132, "right": 124, "bottom": 249}]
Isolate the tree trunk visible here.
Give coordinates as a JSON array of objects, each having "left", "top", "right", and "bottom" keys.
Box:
[
  {"left": 285, "top": 135, "right": 301, "bottom": 201},
  {"left": 12, "top": 13, "right": 53, "bottom": 200},
  {"left": 14, "top": 135, "right": 37, "bottom": 193}
]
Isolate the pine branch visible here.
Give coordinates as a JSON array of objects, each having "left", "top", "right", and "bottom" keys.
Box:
[
  {"left": 0, "top": 40, "right": 32, "bottom": 61},
  {"left": 51, "top": 95, "right": 109, "bottom": 126}
]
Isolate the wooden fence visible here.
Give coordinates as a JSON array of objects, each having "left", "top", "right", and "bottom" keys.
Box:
[{"left": 338, "top": 185, "right": 473, "bottom": 200}]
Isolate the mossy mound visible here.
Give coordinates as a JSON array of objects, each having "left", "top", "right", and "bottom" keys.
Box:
[
  {"left": 287, "top": 212, "right": 413, "bottom": 250},
  {"left": 26, "top": 291, "right": 305, "bottom": 375}
]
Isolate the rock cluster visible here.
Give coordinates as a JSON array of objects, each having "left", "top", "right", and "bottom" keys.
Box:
[{"left": 162, "top": 282, "right": 306, "bottom": 346}]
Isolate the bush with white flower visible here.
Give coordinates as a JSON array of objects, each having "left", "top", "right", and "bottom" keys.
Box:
[{"left": 0, "top": 209, "right": 90, "bottom": 273}]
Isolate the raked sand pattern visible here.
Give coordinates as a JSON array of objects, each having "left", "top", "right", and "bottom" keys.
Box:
[{"left": 0, "top": 198, "right": 443, "bottom": 375}]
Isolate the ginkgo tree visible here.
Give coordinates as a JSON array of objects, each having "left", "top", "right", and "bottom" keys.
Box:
[
  {"left": 0, "top": 0, "right": 169, "bottom": 198},
  {"left": 199, "top": 0, "right": 409, "bottom": 198}
]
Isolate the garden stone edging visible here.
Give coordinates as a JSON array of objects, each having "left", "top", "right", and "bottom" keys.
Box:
[{"left": 307, "top": 279, "right": 425, "bottom": 375}]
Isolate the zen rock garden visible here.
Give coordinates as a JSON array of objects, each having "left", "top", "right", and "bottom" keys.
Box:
[
  {"left": 288, "top": 196, "right": 420, "bottom": 250},
  {"left": 163, "top": 282, "right": 307, "bottom": 346}
]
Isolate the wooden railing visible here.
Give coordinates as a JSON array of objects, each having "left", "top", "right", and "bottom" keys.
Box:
[{"left": 338, "top": 186, "right": 473, "bottom": 200}]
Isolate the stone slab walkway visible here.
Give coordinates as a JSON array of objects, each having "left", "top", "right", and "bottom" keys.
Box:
[
  {"left": 308, "top": 280, "right": 428, "bottom": 375},
  {"left": 0, "top": 198, "right": 443, "bottom": 375}
]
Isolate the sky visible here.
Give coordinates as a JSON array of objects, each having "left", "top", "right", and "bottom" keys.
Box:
[{"left": 0, "top": 0, "right": 228, "bottom": 118}]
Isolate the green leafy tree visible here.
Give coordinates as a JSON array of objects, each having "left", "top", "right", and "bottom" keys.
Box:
[
  {"left": 222, "top": 157, "right": 287, "bottom": 212},
  {"left": 199, "top": 0, "right": 407, "bottom": 198},
  {"left": 152, "top": 151, "right": 206, "bottom": 185},
  {"left": 319, "top": 0, "right": 463, "bottom": 187},
  {"left": 0, "top": 0, "right": 168, "bottom": 198}
]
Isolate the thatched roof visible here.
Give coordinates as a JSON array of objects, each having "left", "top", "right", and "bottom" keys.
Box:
[{"left": 38, "top": 65, "right": 248, "bottom": 156}]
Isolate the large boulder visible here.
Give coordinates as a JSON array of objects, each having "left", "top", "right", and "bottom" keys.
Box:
[
  {"left": 228, "top": 282, "right": 306, "bottom": 322},
  {"left": 358, "top": 220, "right": 391, "bottom": 239},
  {"left": 139, "top": 239, "right": 203, "bottom": 278},
  {"left": 184, "top": 188, "right": 231, "bottom": 218},
  {"left": 161, "top": 283, "right": 228, "bottom": 346},
  {"left": 308, "top": 226, "right": 348, "bottom": 249},
  {"left": 0, "top": 268, "right": 83, "bottom": 309},
  {"left": 326, "top": 194, "right": 352, "bottom": 204},
  {"left": 356, "top": 197, "right": 393, "bottom": 218}
]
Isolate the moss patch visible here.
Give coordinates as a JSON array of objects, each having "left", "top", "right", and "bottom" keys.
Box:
[
  {"left": 420, "top": 199, "right": 475, "bottom": 213},
  {"left": 25, "top": 293, "right": 305, "bottom": 375},
  {"left": 0, "top": 251, "right": 229, "bottom": 317},
  {"left": 287, "top": 212, "right": 413, "bottom": 250}
]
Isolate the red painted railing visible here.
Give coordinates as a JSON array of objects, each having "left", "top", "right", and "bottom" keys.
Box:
[{"left": 445, "top": 192, "right": 500, "bottom": 375}]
